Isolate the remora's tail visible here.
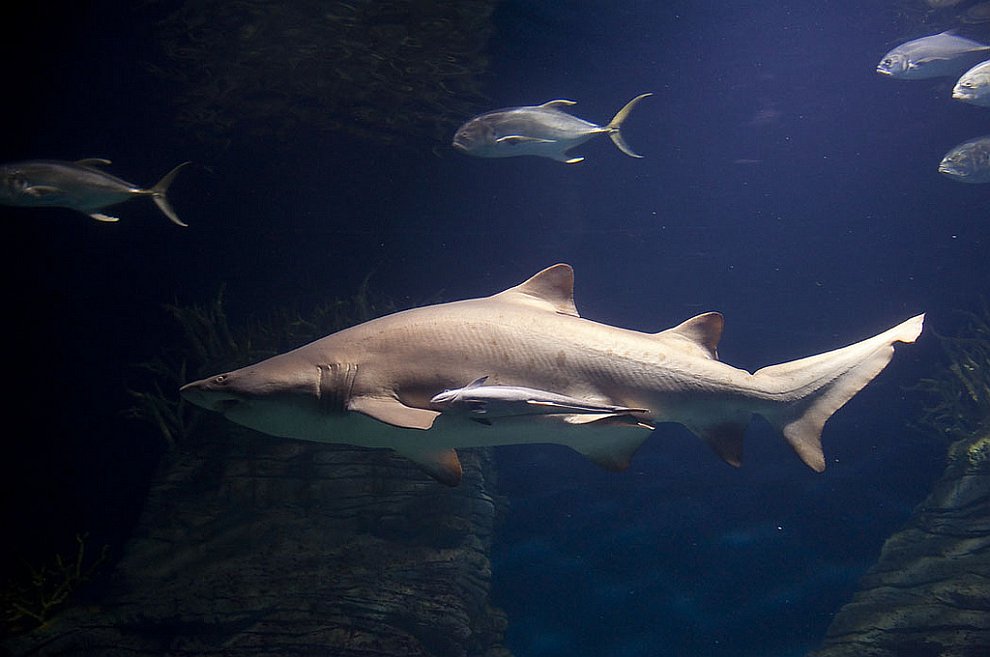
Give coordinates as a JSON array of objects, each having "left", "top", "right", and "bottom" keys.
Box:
[
  {"left": 148, "top": 161, "right": 191, "bottom": 227},
  {"left": 754, "top": 314, "right": 924, "bottom": 471},
  {"left": 605, "top": 93, "right": 652, "bottom": 158}
]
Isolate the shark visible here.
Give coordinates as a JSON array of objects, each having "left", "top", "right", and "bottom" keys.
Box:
[{"left": 180, "top": 264, "right": 924, "bottom": 486}]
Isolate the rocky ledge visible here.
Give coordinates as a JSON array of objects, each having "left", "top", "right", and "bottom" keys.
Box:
[
  {"left": 809, "top": 432, "right": 990, "bottom": 657},
  {"left": 4, "top": 422, "right": 511, "bottom": 657}
]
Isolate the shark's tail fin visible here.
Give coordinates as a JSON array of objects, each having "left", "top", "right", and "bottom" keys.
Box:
[
  {"left": 753, "top": 314, "right": 924, "bottom": 471},
  {"left": 605, "top": 93, "right": 652, "bottom": 158},
  {"left": 148, "top": 161, "right": 191, "bottom": 227}
]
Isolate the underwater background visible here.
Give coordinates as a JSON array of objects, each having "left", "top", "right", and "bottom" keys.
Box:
[{"left": 0, "top": 1, "right": 986, "bottom": 656}]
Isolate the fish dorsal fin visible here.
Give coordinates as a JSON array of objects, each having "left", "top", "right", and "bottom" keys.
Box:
[
  {"left": 539, "top": 99, "right": 577, "bottom": 109},
  {"left": 75, "top": 158, "right": 112, "bottom": 167},
  {"left": 653, "top": 312, "right": 724, "bottom": 360},
  {"left": 494, "top": 263, "right": 579, "bottom": 317}
]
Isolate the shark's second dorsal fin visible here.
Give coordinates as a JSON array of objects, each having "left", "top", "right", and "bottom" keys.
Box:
[
  {"left": 494, "top": 263, "right": 580, "bottom": 317},
  {"left": 539, "top": 99, "right": 577, "bottom": 109},
  {"left": 653, "top": 312, "right": 724, "bottom": 360}
]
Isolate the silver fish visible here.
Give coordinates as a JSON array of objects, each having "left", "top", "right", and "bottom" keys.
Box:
[
  {"left": 430, "top": 375, "right": 650, "bottom": 424},
  {"left": 953, "top": 59, "right": 990, "bottom": 106},
  {"left": 180, "top": 263, "right": 923, "bottom": 486},
  {"left": 0, "top": 159, "right": 190, "bottom": 226},
  {"left": 876, "top": 31, "right": 990, "bottom": 79},
  {"left": 452, "top": 93, "right": 651, "bottom": 164},
  {"left": 938, "top": 135, "right": 990, "bottom": 182}
]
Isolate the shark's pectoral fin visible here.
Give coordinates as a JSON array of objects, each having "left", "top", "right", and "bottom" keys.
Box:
[
  {"left": 394, "top": 447, "right": 463, "bottom": 486},
  {"left": 565, "top": 416, "right": 654, "bottom": 471},
  {"left": 685, "top": 415, "right": 751, "bottom": 468},
  {"left": 348, "top": 396, "right": 440, "bottom": 430}
]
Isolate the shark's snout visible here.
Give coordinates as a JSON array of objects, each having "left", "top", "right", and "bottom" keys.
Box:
[{"left": 180, "top": 376, "right": 243, "bottom": 412}]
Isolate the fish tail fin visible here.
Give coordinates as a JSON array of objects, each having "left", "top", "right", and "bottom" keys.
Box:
[
  {"left": 753, "top": 314, "right": 924, "bottom": 471},
  {"left": 149, "top": 161, "right": 191, "bottom": 227},
  {"left": 605, "top": 92, "right": 652, "bottom": 158}
]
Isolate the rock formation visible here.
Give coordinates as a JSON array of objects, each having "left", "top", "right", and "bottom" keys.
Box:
[
  {"left": 3, "top": 420, "right": 511, "bottom": 657},
  {"left": 808, "top": 432, "right": 990, "bottom": 657}
]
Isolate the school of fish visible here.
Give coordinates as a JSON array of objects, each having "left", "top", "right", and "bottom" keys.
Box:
[{"left": 877, "top": 25, "right": 990, "bottom": 183}]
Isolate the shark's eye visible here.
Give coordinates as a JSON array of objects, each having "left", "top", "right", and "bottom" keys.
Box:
[{"left": 214, "top": 375, "right": 227, "bottom": 384}]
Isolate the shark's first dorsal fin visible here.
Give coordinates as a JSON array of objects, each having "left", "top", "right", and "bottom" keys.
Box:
[
  {"left": 653, "top": 312, "right": 724, "bottom": 360},
  {"left": 539, "top": 99, "right": 577, "bottom": 109},
  {"left": 495, "top": 263, "right": 580, "bottom": 317}
]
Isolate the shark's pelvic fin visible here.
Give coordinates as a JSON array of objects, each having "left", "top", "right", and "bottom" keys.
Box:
[
  {"left": 348, "top": 396, "right": 440, "bottom": 430},
  {"left": 495, "top": 263, "right": 580, "bottom": 317},
  {"left": 565, "top": 416, "right": 654, "bottom": 471}
]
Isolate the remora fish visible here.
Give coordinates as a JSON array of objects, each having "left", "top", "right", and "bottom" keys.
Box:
[
  {"left": 430, "top": 375, "right": 650, "bottom": 424},
  {"left": 953, "top": 59, "right": 990, "bottom": 105},
  {"left": 451, "top": 93, "right": 651, "bottom": 163},
  {"left": 180, "top": 264, "right": 923, "bottom": 486},
  {"left": 0, "top": 159, "right": 190, "bottom": 226},
  {"left": 876, "top": 30, "right": 990, "bottom": 79},
  {"left": 938, "top": 135, "right": 990, "bottom": 182}
]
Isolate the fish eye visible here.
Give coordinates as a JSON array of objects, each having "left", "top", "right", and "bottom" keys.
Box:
[{"left": 214, "top": 374, "right": 227, "bottom": 384}]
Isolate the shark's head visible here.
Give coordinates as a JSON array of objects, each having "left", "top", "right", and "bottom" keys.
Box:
[{"left": 180, "top": 356, "right": 333, "bottom": 438}]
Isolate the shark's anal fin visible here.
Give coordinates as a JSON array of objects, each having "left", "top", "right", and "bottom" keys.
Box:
[
  {"left": 394, "top": 447, "right": 464, "bottom": 486},
  {"left": 348, "top": 396, "right": 440, "bottom": 430},
  {"left": 88, "top": 212, "right": 120, "bottom": 223},
  {"left": 686, "top": 418, "right": 749, "bottom": 468}
]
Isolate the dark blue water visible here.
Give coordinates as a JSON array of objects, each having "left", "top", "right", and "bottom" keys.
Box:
[{"left": 0, "top": 1, "right": 982, "bottom": 655}]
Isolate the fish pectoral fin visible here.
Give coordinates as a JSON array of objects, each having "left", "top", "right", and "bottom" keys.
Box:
[
  {"left": 393, "top": 447, "right": 463, "bottom": 486},
  {"left": 348, "top": 396, "right": 440, "bottom": 430},
  {"left": 88, "top": 212, "right": 120, "bottom": 223},
  {"left": 75, "top": 158, "right": 112, "bottom": 167},
  {"left": 538, "top": 99, "right": 577, "bottom": 108},
  {"left": 496, "top": 135, "right": 556, "bottom": 145},
  {"left": 25, "top": 185, "right": 62, "bottom": 197}
]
